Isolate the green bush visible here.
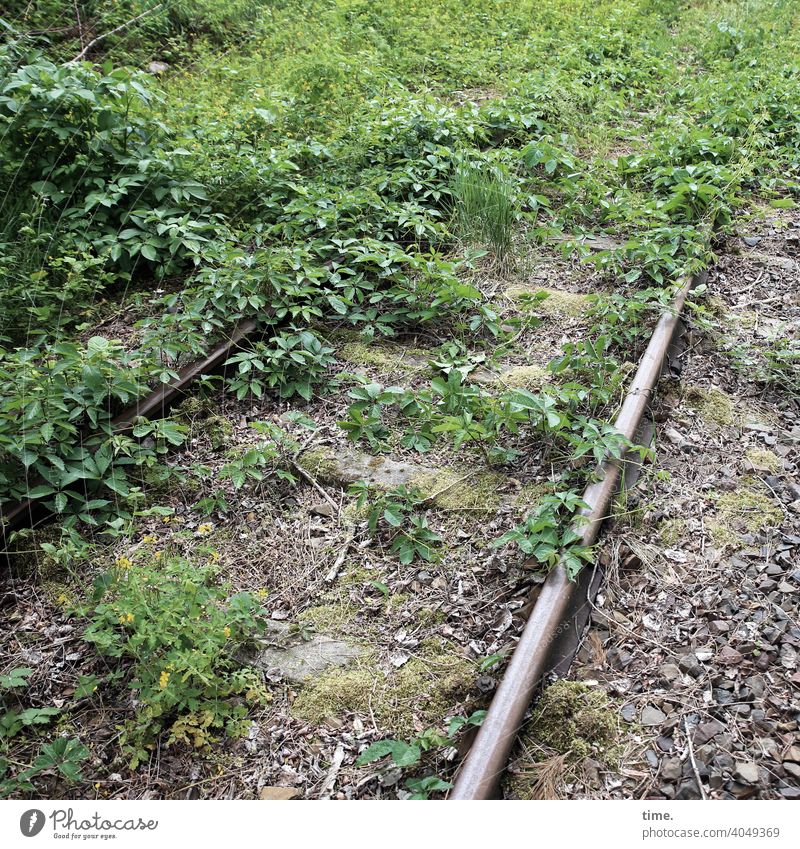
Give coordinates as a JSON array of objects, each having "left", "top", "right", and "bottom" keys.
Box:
[{"left": 83, "top": 547, "right": 267, "bottom": 763}]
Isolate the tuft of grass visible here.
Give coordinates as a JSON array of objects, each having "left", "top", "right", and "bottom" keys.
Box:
[{"left": 451, "top": 163, "right": 516, "bottom": 260}]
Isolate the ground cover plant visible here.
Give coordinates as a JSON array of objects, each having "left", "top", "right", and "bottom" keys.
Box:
[{"left": 1, "top": 0, "right": 799, "bottom": 800}]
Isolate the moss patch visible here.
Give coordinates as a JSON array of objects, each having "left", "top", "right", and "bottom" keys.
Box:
[
  {"left": 338, "top": 340, "right": 429, "bottom": 373},
  {"left": 686, "top": 386, "right": 735, "bottom": 426},
  {"left": 658, "top": 518, "right": 686, "bottom": 546},
  {"left": 514, "top": 482, "right": 554, "bottom": 510},
  {"left": 206, "top": 414, "right": 235, "bottom": 450},
  {"left": 745, "top": 447, "right": 780, "bottom": 473},
  {"left": 524, "top": 680, "right": 618, "bottom": 762},
  {"left": 685, "top": 386, "right": 776, "bottom": 430},
  {"left": 295, "top": 447, "right": 343, "bottom": 485},
  {"left": 494, "top": 364, "right": 550, "bottom": 390},
  {"left": 291, "top": 639, "right": 474, "bottom": 734},
  {"left": 411, "top": 468, "right": 504, "bottom": 513},
  {"left": 505, "top": 285, "right": 592, "bottom": 317},
  {"left": 299, "top": 601, "right": 361, "bottom": 635},
  {"left": 708, "top": 479, "right": 783, "bottom": 548}
]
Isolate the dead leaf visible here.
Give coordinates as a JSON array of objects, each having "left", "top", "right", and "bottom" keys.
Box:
[{"left": 259, "top": 786, "right": 299, "bottom": 800}]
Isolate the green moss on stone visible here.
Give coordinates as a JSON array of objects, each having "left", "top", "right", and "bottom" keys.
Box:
[
  {"left": 299, "top": 601, "right": 361, "bottom": 634},
  {"left": 338, "top": 340, "right": 428, "bottom": 374},
  {"left": 494, "top": 364, "right": 550, "bottom": 390},
  {"left": 291, "top": 639, "right": 474, "bottom": 734},
  {"left": 505, "top": 286, "right": 592, "bottom": 317},
  {"left": 411, "top": 468, "right": 504, "bottom": 513},
  {"left": 296, "top": 448, "right": 342, "bottom": 485},
  {"left": 708, "top": 479, "right": 783, "bottom": 548},
  {"left": 525, "top": 680, "right": 618, "bottom": 762}
]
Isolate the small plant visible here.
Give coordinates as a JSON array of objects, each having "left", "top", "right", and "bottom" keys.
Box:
[
  {"left": 492, "top": 491, "right": 593, "bottom": 579},
  {"left": 356, "top": 710, "right": 486, "bottom": 799},
  {"left": 225, "top": 329, "right": 334, "bottom": 401},
  {"left": 82, "top": 548, "right": 268, "bottom": 766},
  {"left": 349, "top": 482, "right": 442, "bottom": 565},
  {"left": 0, "top": 666, "right": 89, "bottom": 797}
]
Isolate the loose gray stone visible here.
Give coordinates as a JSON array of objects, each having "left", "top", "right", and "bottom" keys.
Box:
[
  {"left": 661, "top": 757, "right": 682, "bottom": 781},
  {"left": 693, "top": 720, "right": 724, "bottom": 745},
  {"left": 254, "top": 623, "right": 362, "bottom": 683},
  {"left": 659, "top": 662, "right": 682, "bottom": 681},
  {"left": 642, "top": 705, "right": 667, "bottom": 726},
  {"left": 678, "top": 654, "right": 704, "bottom": 678},
  {"left": 734, "top": 761, "right": 760, "bottom": 785}
]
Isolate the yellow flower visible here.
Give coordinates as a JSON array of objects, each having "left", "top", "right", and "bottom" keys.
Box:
[
  {"left": 256, "top": 588, "right": 269, "bottom": 599},
  {"left": 116, "top": 556, "right": 133, "bottom": 570},
  {"left": 159, "top": 670, "right": 171, "bottom": 689},
  {"left": 197, "top": 523, "right": 213, "bottom": 536},
  {"left": 57, "top": 593, "right": 68, "bottom": 605},
  {"left": 209, "top": 550, "right": 220, "bottom": 562},
  {"left": 119, "top": 612, "right": 134, "bottom": 624},
  {"left": 154, "top": 550, "right": 163, "bottom": 560},
  {"left": 141, "top": 534, "right": 157, "bottom": 544},
  {"left": 223, "top": 626, "right": 231, "bottom": 639}
]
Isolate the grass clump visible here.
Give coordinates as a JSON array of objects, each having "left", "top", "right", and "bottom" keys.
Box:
[{"left": 451, "top": 162, "right": 516, "bottom": 260}]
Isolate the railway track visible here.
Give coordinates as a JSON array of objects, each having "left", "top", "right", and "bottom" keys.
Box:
[
  {"left": 450, "top": 270, "right": 708, "bottom": 799},
  {"left": 2, "top": 270, "right": 710, "bottom": 798}
]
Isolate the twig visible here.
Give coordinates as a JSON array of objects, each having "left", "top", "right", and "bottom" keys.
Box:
[
  {"left": 325, "top": 530, "right": 355, "bottom": 583},
  {"left": 69, "top": 3, "right": 164, "bottom": 62},
  {"left": 289, "top": 459, "right": 339, "bottom": 514},
  {"left": 683, "top": 716, "right": 708, "bottom": 800},
  {"left": 73, "top": 0, "right": 84, "bottom": 51},
  {"left": 319, "top": 744, "right": 345, "bottom": 798}
]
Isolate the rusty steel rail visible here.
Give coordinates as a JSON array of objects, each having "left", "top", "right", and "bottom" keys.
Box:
[
  {"left": 450, "top": 271, "right": 707, "bottom": 800},
  {"left": 1, "top": 319, "right": 259, "bottom": 538}
]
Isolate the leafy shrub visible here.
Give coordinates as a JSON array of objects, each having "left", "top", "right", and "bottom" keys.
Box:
[
  {"left": 349, "top": 482, "right": 442, "bottom": 565},
  {"left": 0, "top": 335, "right": 180, "bottom": 526},
  {"left": 225, "top": 329, "right": 335, "bottom": 401},
  {"left": 83, "top": 547, "right": 267, "bottom": 764}
]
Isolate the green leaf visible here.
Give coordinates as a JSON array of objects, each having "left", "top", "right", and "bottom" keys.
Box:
[{"left": 0, "top": 667, "right": 33, "bottom": 690}]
